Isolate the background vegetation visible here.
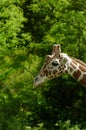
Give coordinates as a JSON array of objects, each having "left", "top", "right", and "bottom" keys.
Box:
[{"left": 0, "top": 0, "right": 86, "bottom": 129}]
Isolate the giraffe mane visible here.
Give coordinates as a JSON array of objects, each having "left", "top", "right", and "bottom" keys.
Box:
[{"left": 71, "top": 57, "right": 86, "bottom": 68}]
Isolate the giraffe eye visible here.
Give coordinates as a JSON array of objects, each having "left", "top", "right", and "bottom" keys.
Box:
[{"left": 52, "top": 61, "right": 59, "bottom": 66}]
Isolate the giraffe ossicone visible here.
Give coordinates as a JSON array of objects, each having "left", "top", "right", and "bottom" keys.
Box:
[{"left": 33, "top": 44, "right": 86, "bottom": 88}]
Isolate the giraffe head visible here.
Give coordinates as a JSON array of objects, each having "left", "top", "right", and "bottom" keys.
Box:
[{"left": 34, "top": 44, "right": 70, "bottom": 87}]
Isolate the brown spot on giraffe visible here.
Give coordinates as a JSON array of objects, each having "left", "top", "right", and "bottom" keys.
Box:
[
  {"left": 49, "top": 70, "right": 52, "bottom": 75},
  {"left": 73, "top": 70, "right": 81, "bottom": 80},
  {"left": 42, "top": 64, "right": 46, "bottom": 70},
  {"left": 79, "top": 65, "right": 86, "bottom": 72},
  {"left": 80, "top": 74, "right": 86, "bottom": 85},
  {"left": 53, "top": 70, "right": 57, "bottom": 74},
  {"left": 70, "top": 67, "right": 73, "bottom": 73},
  {"left": 43, "top": 69, "right": 48, "bottom": 77},
  {"left": 70, "top": 62, "right": 76, "bottom": 69}
]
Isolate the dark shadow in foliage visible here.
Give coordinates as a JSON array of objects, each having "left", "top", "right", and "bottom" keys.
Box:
[{"left": 40, "top": 77, "right": 86, "bottom": 129}]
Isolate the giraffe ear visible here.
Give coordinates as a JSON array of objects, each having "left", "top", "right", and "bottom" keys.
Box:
[
  {"left": 52, "top": 44, "right": 61, "bottom": 57},
  {"left": 46, "top": 55, "right": 52, "bottom": 60}
]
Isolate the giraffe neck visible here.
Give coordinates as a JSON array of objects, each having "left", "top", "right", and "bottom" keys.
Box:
[{"left": 68, "top": 58, "right": 86, "bottom": 87}]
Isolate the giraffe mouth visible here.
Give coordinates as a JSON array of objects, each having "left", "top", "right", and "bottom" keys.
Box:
[
  {"left": 33, "top": 83, "right": 44, "bottom": 89},
  {"left": 33, "top": 81, "right": 45, "bottom": 89},
  {"left": 33, "top": 76, "right": 47, "bottom": 88}
]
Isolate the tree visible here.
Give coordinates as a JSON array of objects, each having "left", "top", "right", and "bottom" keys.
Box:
[{"left": 0, "top": 0, "right": 86, "bottom": 129}]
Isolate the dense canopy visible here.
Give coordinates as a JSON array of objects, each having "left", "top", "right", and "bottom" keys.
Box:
[{"left": 0, "top": 0, "right": 86, "bottom": 129}]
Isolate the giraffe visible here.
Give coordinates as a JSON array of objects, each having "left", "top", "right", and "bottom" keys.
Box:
[{"left": 33, "top": 44, "right": 86, "bottom": 88}]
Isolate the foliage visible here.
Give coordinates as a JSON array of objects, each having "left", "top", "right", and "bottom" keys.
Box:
[{"left": 0, "top": 0, "right": 86, "bottom": 129}]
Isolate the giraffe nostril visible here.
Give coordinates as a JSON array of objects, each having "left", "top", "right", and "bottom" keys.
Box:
[{"left": 35, "top": 77, "right": 39, "bottom": 82}]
